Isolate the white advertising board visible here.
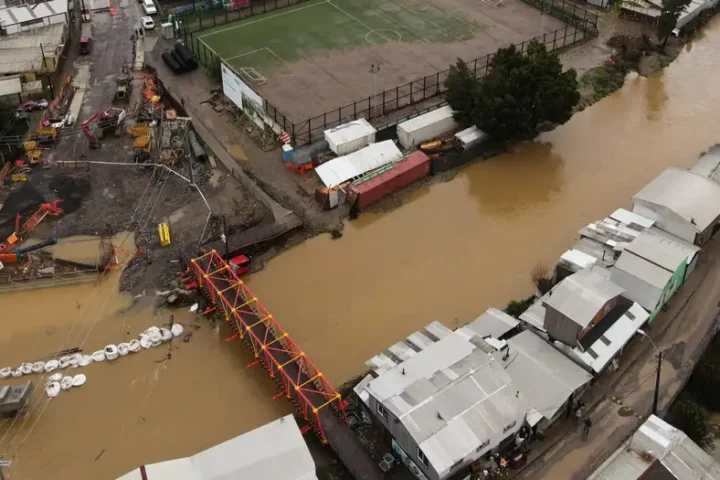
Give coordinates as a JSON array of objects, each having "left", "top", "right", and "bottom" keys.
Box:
[{"left": 221, "top": 63, "right": 264, "bottom": 111}]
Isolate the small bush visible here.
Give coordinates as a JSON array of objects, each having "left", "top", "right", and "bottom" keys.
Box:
[
  {"left": 669, "top": 400, "right": 713, "bottom": 449},
  {"left": 504, "top": 295, "right": 535, "bottom": 319}
]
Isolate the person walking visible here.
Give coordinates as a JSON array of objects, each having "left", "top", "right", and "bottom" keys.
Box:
[{"left": 583, "top": 417, "right": 592, "bottom": 437}]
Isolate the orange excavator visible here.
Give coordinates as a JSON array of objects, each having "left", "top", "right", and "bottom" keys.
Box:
[{"left": 0, "top": 200, "right": 64, "bottom": 255}]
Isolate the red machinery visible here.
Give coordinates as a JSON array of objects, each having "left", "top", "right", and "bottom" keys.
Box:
[
  {"left": 81, "top": 107, "right": 126, "bottom": 148},
  {"left": 0, "top": 237, "right": 57, "bottom": 264},
  {"left": 190, "top": 250, "right": 347, "bottom": 443},
  {"left": 0, "top": 200, "right": 64, "bottom": 254}
]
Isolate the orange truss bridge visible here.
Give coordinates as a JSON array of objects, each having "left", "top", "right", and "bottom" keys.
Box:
[{"left": 190, "top": 250, "right": 346, "bottom": 443}]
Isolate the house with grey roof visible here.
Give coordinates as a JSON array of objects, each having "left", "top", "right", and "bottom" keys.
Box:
[
  {"left": 519, "top": 268, "right": 650, "bottom": 374},
  {"left": 588, "top": 414, "right": 720, "bottom": 480},
  {"left": 0, "top": 0, "right": 69, "bottom": 35},
  {"left": 632, "top": 167, "right": 720, "bottom": 245},
  {"left": 502, "top": 330, "right": 592, "bottom": 431},
  {"left": 355, "top": 321, "right": 527, "bottom": 480},
  {"left": 610, "top": 229, "right": 699, "bottom": 322}
]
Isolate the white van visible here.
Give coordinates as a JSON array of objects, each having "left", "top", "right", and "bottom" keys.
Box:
[{"left": 143, "top": 0, "right": 157, "bottom": 15}]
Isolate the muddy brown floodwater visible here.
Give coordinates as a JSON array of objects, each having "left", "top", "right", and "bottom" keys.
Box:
[
  {"left": 248, "top": 17, "right": 720, "bottom": 385},
  {"left": 0, "top": 235, "right": 290, "bottom": 479},
  {"left": 4, "top": 18, "right": 720, "bottom": 480}
]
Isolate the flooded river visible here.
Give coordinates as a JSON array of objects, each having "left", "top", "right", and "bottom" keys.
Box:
[
  {"left": 0, "top": 236, "right": 289, "bottom": 479},
  {"left": 3, "top": 17, "right": 720, "bottom": 480},
  {"left": 248, "top": 17, "right": 720, "bottom": 384}
]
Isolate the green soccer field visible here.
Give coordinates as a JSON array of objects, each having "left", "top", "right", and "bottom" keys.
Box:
[{"left": 197, "top": 0, "right": 478, "bottom": 76}]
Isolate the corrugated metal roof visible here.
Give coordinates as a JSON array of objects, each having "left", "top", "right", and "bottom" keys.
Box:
[
  {"left": 520, "top": 296, "right": 548, "bottom": 332},
  {"left": 633, "top": 168, "right": 720, "bottom": 231},
  {"left": 315, "top": 140, "right": 402, "bottom": 188},
  {"left": 0, "top": 0, "right": 68, "bottom": 26},
  {"left": 613, "top": 250, "right": 672, "bottom": 291},
  {"left": 572, "top": 302, "right": 648, "bottom": 373},
  {"left": 463, "top": 308, "right": 519, "bottom": 339},
  {"left": 504, "top": 330, "right": 592, "bottom": 421},
  {"left": 0, "top": 76, "right": 21, "bottom": 96},
  {"left": 116, "top": 415, "right": 317, "bottom": 480},
  {"left": 589, "top": 415, "right": 720, "bottom": 480},
  {"left": 544, "top": 268, "right": 625, "bottom": 328},
  {"left": 610, "top": 208, "right": 656, "bottom": 229},
  {"left": 625, "top": 230, "right": 697, "bottom": 272},
  {"left": 560, "top": 249, "right": 598, "bottom": 271},
  {"left": 689, "top": 145, "right": 720, "bottom": 184},
  {"left": 0, "top": 24, "right": 65, "bottom": 75},
  {"left": 360, "top": 326, "right": 525, "bottom": 477},
  {"left": 0, "top": 23, "right": 65, "bottom": 48}
]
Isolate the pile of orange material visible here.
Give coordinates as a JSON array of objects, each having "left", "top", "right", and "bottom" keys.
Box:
[{"left": 143, "top": 78, "right": 159, "bottom": 103}]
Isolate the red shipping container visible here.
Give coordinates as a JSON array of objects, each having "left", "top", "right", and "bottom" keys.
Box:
[{"left": 348, "top": 151, "right": 430, "bottom": 212}]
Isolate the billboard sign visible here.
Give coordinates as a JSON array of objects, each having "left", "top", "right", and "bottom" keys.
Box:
[{"left": 221, "top": 63, "right": 263, "bottom": 112}]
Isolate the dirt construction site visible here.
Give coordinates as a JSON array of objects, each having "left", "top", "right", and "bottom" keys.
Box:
[{"left": 197, "top": 0, "right": 569, "bottom": 121}]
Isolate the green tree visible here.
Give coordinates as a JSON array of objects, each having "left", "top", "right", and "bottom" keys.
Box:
[
  {"left": 657, "top": 0, "right": 692, "bottom": 48},
  {"left": 444, "top": 59, "right": 477, "bottom": 127},
  {"left": 504, "top": 295, "right": 535, "bottom": 318},
  {"left": 670, "top": 400, "right": 713, "bottom": 449},
  {"left": 455, "top": 41, "right": 579, "bottom": 143}
]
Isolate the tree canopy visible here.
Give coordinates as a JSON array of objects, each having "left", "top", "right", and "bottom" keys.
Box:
[
  {"left": 444, "top": 41, "right": 579, "bottom": 143},
  {"left": 657, "top": 0, "right": 692, "bottom": 47}
]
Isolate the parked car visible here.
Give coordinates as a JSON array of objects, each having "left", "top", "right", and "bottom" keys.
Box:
[
  {"left": 16, "top": 99, "right": 48, "bottom": 112},
  {"left": 142, "top": 0, "right": 156, "bottom": 15},
  {"left": 141, "top": 16, "right": 155, "bottom": 30}
]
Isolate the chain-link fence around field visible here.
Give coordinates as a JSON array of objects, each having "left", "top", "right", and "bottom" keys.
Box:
[{"left": 179, "top": 0, "right": 599, "bottom": 146}]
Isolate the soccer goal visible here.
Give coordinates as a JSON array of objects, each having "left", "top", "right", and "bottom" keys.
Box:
[{"left": 239, "top": 67, "right": 267, "bottom": 86}]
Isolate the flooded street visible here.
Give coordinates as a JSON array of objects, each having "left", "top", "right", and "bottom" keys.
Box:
[
  {"left": 3, "top": 17, "right": 720, "bottom": 480},
  {"left": 248, "top": 18, "right": 720, "bottom": 384},
  {"left": 0, "top": 236, "right": 289, "bottom": 479}
]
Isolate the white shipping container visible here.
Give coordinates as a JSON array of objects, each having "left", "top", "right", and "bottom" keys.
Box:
[
  {"left": 315, "top": 140, "right": 402, "bottom": 188},
  {"left": 324, "top": 118, "right": 377, "bottom": 156},
  {"left": 454, "top": 125, "right": 489, "bottom": 150},
  {"left": 397, "top": 106, "right": 458, "bottom": 149}
]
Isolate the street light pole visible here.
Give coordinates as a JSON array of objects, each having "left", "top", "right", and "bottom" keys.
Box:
[
  {"left": 637, "top": 329, "right": 662, "bottom": 415},
  {"left": 653, "top": 351, "right": 663, "bottom": 415},
  {"left": 0, "top": 459, "right": 12, "bottom": 480}
]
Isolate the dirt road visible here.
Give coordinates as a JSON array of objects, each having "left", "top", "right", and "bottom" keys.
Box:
[{"left": 518, "top": 233, "right": 720, "bottom": 479}]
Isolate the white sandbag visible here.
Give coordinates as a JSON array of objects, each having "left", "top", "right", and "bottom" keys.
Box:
[
  {"left": 92, "top": 350, "right": 106, "bottom": 362},
  {"left": 149, "top": 331, "right": 162, "bottom": 346},
  {"left": 160, "top": 328, "right": 172, "bottom": 342},
  {"left": 31, "top": 362, "right": 45, "bottom": 373},
  {"left": 20, "top": 363, "right": 32, "bottom": 375},
  {"left": 44, "top": 360, "right": 59, "bottom": 372},
  {"left": 171, "top": 323, "right": 184, "bottom": 337},
  {"left": 144, "top": 326, "right": 160, "bottom": 336},
  {"left": 59, "top": 356, "right": 71, "bottom": 369},
  {"left": 69, "top": 353, "right": 82, "bottom": 366},
  {"left": 128, "top": 339, "right": 141, "bottom": 352},
  {"left": 0, "top": 368, "right": 11, "bottom": 379},
  {"left": 104, "top": 345, "right": 119, "bottom": 361},
  {"left": 72, "top": 374, "right": 86, "bottom": 387},
  {"left": 48, "top": 373, "right": 63, "bottom": 382},
  {"left": 118, "top": 343, "right": 130, "bottom": 356},
  {"left": 189, "top": 303, "right": 199, "bottom": 313},
  {"left": 11, "top": 368, "right": 22, "bottom": 377},
  {"left": 46, "top": 382, "right": 61, "bottom": 398},
  {"left": 78, "top": 355, "right": 92, "bottom": 367},
  {"left": 139, "top": 336, "right": 152, "bottom": 349},
  {"left": 60, "top": 376, "right": 74, "bottom": 390}
]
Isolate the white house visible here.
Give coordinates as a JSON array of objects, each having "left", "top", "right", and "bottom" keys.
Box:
[
  {"left": 355, "top": 321, "right": 527, "bottom": 480},
  {"left": 116, "top": 414, "right": 317, "bottom": 480},
  {"left": 588, "top": 414, "right": 720, "bottom": 479},
  {"left": 0, "top": 0, "right": 69, "bottom": 35},
  {"left": 632, "top": 167, "right": 720, "bottom": 245}
]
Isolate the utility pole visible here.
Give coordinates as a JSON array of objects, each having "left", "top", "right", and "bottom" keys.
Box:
[
  {"left": 39, "top": 43, "right": 55, "bottom": 98},
  {"left": 222, "top": 215, "right": 229, "bottom": 257},
  {"left": 370, "top": 63, "right": 380, "bottom": 119},
  {"left": 652, "top": 351, "right": 663, "bottom": 415}
]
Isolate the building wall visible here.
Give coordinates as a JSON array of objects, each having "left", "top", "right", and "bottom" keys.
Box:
[
  {"left": 3, "top": 13, "right": 68, "bottom": 35},
  {"left": 632, "top": 201, "right": 702, "bottom": 245},
  {"left": 545, "top": 297, "right": 616, "bottom": 347}
]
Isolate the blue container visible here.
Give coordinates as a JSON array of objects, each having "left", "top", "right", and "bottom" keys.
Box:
[{"left": 282, "top": 144, "right": 294, "bottom": 162}]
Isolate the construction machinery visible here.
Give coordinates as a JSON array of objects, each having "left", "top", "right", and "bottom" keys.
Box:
[
  {"left": 0, "top": 237, "right": 57, "bottom": 264},
  {"left": 82, "top": 107, "right": 126, "bottom": 148},
  {"left": 0, "top": 200, "right": 64, "bottom": 254},
  {"left": 114, "top": 74, "right": 132, "bottom": 101}
]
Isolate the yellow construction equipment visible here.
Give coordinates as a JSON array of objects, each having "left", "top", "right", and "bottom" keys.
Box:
[
  {"left": 38, "top": 127, "right": 57, "bottom": 139},
  {"left": 133, "top": 135, "right": 151, "bottom": 152},
  {"left": 158, "top": 223, "right": 171, "bottom": 247},
  {"left": 130, "top": 123, "right": 149, "bottom": 137},
  {"left": 11, "top": 174, "right": 28, "bottom": 182}
]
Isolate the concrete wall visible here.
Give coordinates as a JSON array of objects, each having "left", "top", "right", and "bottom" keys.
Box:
[{"left": 544, "top": 305, "right": 582, "bottom": 346}]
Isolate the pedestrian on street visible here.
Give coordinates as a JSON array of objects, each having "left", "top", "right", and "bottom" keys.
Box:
[{"left": 583, "top": 417, "right": 592, "bottom": 437}]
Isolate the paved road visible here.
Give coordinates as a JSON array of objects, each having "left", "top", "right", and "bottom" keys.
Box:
[{"left": 518, "top": 233, "right": 720, "bottom": 479}]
